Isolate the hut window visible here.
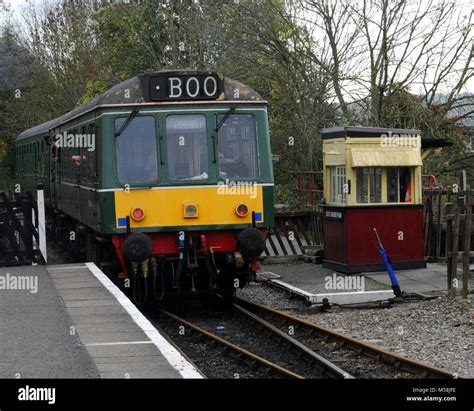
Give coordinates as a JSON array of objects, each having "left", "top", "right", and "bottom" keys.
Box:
[
  {"left": 329, "top": 166, "right": 346, "bottom": 204},
  {"left": 356, "top": 167, "right": 382, "bottom": 204},
  {"left": 387, "top": 167, "right": 412, "bottom": 203}
]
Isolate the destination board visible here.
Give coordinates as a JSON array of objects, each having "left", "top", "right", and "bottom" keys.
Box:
[{"left": 142, "top": 72, "right": 224, "bottom": 102}]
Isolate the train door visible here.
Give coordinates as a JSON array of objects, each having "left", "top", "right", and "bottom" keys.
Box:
[
  {"left": 76, "top": 126, "right": 86, "bottom": 221},
  {"left": 49, "top": 134, "right": 59, "bottom": 207}
]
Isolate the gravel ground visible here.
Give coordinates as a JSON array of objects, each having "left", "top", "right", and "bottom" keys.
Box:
[
  {"left": 156, "top": 318, "right": 263, "bottom": 379},
  {"left": 46, "top": 240, "right": 76, "bottom": 265},
  {"left": 296, "top": 332, "right": 415, "bottom": 378},
  {"left": 239, "top": 282, "right": 474, "bottom": 378},
  {"left": 45, "top": 236, "right": 473, "bottom": 378},
  {"left": 249, "top": 307, "right": 416, "bottom": 379},
  {"left": 182, "top": 310, "right": 327, "bottom": 378}
]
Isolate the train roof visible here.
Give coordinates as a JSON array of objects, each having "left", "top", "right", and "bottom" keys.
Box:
[{"left": 16, "top": 70, "right": 264, "bottom": 141}]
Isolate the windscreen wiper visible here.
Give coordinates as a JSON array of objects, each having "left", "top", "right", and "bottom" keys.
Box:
[
  {"left": 115, "top": 109, "right": 138, "bottom": 137},
  {"left": 215, "top": 107, "right": 236, "bottom": 133}
]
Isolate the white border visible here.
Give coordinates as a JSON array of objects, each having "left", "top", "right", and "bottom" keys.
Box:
[
  {"left": 37, "top": 187, "right": 47, "bottom": 263},
  {"left": 85, "top": 262, "right": 203, "bottom": 379},
  {"left": 269, "top": 279, "right": 395, "bottom": 304}
]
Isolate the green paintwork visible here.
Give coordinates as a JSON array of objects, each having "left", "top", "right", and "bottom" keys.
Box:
[{"left": 15, "top": 103, "right": 274, "bottom": 235}]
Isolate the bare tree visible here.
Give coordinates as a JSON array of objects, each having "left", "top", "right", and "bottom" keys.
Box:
[
  {"left": 17, "top": 0, "right": 101, "bottom": 112},
  {"left": 301, "top": 0, "right": 473, "bottom": 128}
]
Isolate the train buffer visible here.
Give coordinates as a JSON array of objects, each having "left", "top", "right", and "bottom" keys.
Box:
[{"left": 0, "top": 263, "right": 202, "bottom": 379}]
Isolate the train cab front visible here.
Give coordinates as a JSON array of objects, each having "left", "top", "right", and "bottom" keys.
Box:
[
  {"left": 109, "top": 119, "right": 273, "bottom": 301},
  {"left": 112, "top": 223, "right": 268, "bottom": 303},
  {"left": 109, "top": 162, "right": 272, "bottom": 302},
  {"left": 104, "top": 71, "right": 274, "bottom": 302}
]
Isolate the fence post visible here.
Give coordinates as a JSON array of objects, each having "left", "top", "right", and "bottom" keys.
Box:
[
  {"left": 37, "top": 184, "right": 47, "bottom": 263},
  {"left": 435, "top": 186, "right": 442, "bottom": 260},
  {"left": 462, "top": 188, "right": 471, "bottom": 299},
  {"left": 424, "top": 187, "right": 433, "bottom": 256},
  {"left": 449, "top": 193, "right": 462, "bottom": 298},
  {"left": 460, "top": 170, "right": 467, "bottom": 191},
  {"left": 446, "top": 188, "right": 453, "bottom": 290}
]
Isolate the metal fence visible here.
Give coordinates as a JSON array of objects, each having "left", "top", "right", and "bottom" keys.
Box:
[{"left": 0, "top": 189, "right": 45, "bottom": 266}]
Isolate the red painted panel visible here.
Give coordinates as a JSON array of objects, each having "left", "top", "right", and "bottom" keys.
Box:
[
  {"left": 346, "top": 206, "right": 424, "bottom": 264},
  {"left": 112, "top": 228, "right": 268, "bottom": 277},
  {"left": 323, "top": 205, "right": 424, "bottom": 267},
  {"left": 147, "top": 231, "right": 239, "bottom": 254},
  {"left": 114, "top": 229, "right": 268, "bottom": 256}
]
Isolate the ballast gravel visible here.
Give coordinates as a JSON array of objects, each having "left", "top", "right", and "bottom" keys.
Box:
[{"left": 239, "top": 282, "right": 474, "bottom": 378}]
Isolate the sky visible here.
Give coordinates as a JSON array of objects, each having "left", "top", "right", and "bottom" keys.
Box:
[
  {"left": 2, "top": 0, "right": 473, "bottom": 96},
  {"left": 2, "top": 0, "right": 30, "bottom": 16},
  {"left": 1, "top": 0, "right": 55, "bottom": 21},
  {"left": 1, "top": 0, "right": 29, "bottom": 23}
]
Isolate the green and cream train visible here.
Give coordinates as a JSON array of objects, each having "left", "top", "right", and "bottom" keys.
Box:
[{"left": 15, "top": 71, "right": 274, "bottom": 300}]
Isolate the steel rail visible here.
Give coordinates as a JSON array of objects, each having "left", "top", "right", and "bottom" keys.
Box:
[
  {"left": 235, "top": 297, "right": 461, "bottom": 379},
  {"left": 232, "top": 302, "right": 354, "bottom": 379},
  {"left": 158, "top": 308, "right": 304, "bottom": 379}
]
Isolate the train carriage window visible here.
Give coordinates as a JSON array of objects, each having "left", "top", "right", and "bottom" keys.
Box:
[
  {"left": 41, "top": 140, "right": 45, "bottom": 176},
  {"left": 34, "top": 142, "right": 37, "bottom": 174},
  {"left": 217, "top": 114, "right": 258, "bottom": 180},
  {"left": 79, "top": 126, "right": 88, "bottom": 184},
  {"left": 16, "top": 147, "right": 20, "bottom": 176},
  {"left": 88, "top": 124, "right": 96, "bottom": 184},
  {"left": 72, "top": 128, "right": 79, "bottom": 181},
  {"left": 166, "top": 115, "right": 208, "bottom": 181},
  {"left": 62, "top": 132, "right": 70, "bottom": 182},
  {"left": 115, "top": 116, "right": 158, "bottom": 184},
  {"left": 27, "top": 145, "right": 30, "bottom": 175}
]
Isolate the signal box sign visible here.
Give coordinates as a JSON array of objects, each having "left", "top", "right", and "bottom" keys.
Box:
[{"left": 141, "top": 72, "right": 224, "bottom": 102}]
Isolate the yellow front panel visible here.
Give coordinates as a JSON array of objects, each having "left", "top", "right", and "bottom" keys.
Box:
[{"left": 114, "top": 186, "right": 264, "bottom": 228}]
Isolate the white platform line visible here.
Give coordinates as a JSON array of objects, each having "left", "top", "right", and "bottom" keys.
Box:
[
  {"left": 85, "top": 341, "right": 154, "bottom": 347},
  {"left": 270, "top": 279, "right": 315, "bottom": 298},
  {"left": 85, "top": 262, "right": 202, "bottom": 379},
  {"left": 48, "top": 266, "right": 87, "bottom": 270}
]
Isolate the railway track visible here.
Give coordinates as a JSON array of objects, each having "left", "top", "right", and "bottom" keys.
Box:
[
  {"left": 155, "top": 301, "right": 354, "bottom": 379},
  {"left": 157, "top": 308, "right": 304, "bottom": 379},
  {"left": 230, "top": 301, "right": 353, "bottom": 378},
  {"left": 235, "top": 296, "right": 460, "bottom": 379}
]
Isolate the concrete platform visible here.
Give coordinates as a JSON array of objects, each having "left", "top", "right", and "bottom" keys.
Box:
[
  {"left": 365, "top": 263, "right": 474, "bottom": 296},
  {"left": 258, "top": 262, "right": 394, "bottom": 305},
  {"left": 258, "top": 262, "right": 473, "bottom": 304},
  {"left": 0, "top": 263, "right": 202, "bottom": 379}
]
